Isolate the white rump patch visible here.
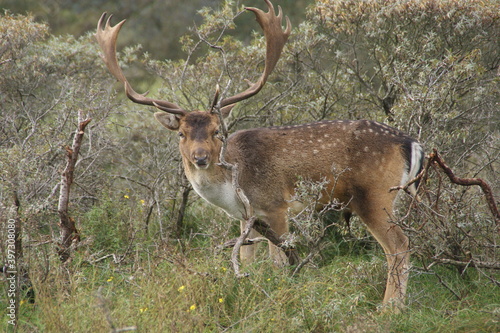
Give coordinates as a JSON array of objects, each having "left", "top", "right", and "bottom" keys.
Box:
[{"left": 399, "top": 142, "right": 424, "bottom": 195}]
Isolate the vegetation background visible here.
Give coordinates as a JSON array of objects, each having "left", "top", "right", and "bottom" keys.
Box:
[{"left": 1, "top": 0, "right": 498, "bottom": 331}]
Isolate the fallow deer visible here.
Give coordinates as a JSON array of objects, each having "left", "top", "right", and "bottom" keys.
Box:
[{"left": 96, "top": 0, "right": 424, "bottom": 310}]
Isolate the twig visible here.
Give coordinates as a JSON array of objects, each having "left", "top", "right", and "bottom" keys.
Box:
[
  {"left": 431, "top": 257, "right": 500, "bottom": 270},
  {"left": 252, "top": 219, "right": 300, "bottom": 266},
  {"left": 0, "top": 58, "right": 13, "bottom": 66},
  {"left": 221, "top": 308, "right": 267, "bottom": 332},
  {"left": 432, "top": 270, "right": 462, "bottom": 301},
  {"left": 231, "top": 216, "right": 256, "bottom": 277},
  {"left": 220, "top": 237, "right": 269, "bottom": 249},
  {"left": 291, "top": 221, "right": 337, "bottom": 276},
  {"left": 154, "top": 252, "right": 211, "bottom": 278},
  {"left": 89, "top": 254, "right": 123, "bottom": 265}
]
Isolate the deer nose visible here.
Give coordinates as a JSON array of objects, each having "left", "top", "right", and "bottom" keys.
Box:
[
  {"left": 194, "top": 155, "right": 208, "bottom": 166},
  {"left": 193, "top": 149, "right": 209, "bottom": 167}
]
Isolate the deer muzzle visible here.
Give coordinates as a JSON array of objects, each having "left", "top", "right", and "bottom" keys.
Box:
[{"left": 192, "top": 148, "right": 209, "bottom": 169}]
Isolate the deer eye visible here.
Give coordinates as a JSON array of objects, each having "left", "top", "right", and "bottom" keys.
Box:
[
  {"left": 214, "top": 130, "right": 220, "bottom": 136},
  {"left": 178, "top": 132, "right": 185, "bottom": 138}
]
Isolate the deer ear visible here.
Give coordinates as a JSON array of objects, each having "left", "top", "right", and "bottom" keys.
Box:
[
  {"left": 220, "top": 105, "right": 235, "bottom": 119},
  {"left": 154, "top": 112, "right": 180, "bottom": 131}
]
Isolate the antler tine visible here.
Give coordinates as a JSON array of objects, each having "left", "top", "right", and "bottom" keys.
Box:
[
  {"left": 219, "top": 0, "right": 291, "bottom": 108},
  {"left": 96, "top": 13, "right": 127, "bottom": 83},
  {"left": 96, "top": 13, "right": 186, "bottom": 115}
]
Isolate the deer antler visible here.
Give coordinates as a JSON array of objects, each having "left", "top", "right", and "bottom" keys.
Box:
[
  {"left": 219, "top": 0, "right": 291, "bottom": 108},
  {"left": 96, "top": 13, "right": 187, "bottom": 115}
]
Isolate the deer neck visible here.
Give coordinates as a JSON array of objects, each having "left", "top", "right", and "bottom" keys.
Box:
[{"left": 182, "top": 157, "right": 245, "bottom": 220}]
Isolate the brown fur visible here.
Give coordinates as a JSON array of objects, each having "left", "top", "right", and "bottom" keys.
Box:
[{"left": 155, "top": 112, "right": 423, "bottom": 310}]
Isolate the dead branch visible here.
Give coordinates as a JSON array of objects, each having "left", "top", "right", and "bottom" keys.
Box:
[
  {"left": 58, "top": 110, "right": 91, "bottom": 262},
  {"left": 212, "top": 97, "right": 262, "bottom": 276},
  {"left": 428, "top": 149, "right": 499, "bottom": 229},
  {"left": 432, "top": 257, "right": 500, "bottom": 270},
  {"left": 392, "top": 148, "right": 499, "bottom": 231},
  {"left": 221, "top": 237, "right": 269, "bottom": 248},
  {"left": 231, "top": 216, "right": 256, "bottom": 277},
  {"left": 390, "top": 167, "right": 427, "bottom": 194},
  {"left": 154, "top": 252, "right": 211, "bottom": 279},
  {"left": 214, "top": 121, "right": 256, "bottom": 275}
]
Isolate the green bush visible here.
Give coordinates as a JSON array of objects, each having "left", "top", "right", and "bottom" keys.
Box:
[{"left": 0, "top": 1, "right": 498, "bottom": 331}]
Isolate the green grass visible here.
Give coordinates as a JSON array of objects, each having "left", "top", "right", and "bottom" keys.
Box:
[
  {"left": 1, "top": 200, "right": 498, "bottom": 332},
  {"left": 2, "top": 241, "right": 498, "bottom": 332}
]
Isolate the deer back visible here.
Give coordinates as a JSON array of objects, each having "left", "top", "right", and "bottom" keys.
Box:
[{"left": 222, "top": 119, "right": 423, "bottom": 218}]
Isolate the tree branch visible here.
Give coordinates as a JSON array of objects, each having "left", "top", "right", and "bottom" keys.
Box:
[
  {"left": 392, "top": 148, "right": 499, "bottom": 231},
  {"left": 58, "top": 110, "right": 91, "bottom": 262},
  {"left": 428, "top": 149, "right": 499, "bottom": 229},
  {"left": 432, "top": 257, "right": 500, "bottom": 270}
]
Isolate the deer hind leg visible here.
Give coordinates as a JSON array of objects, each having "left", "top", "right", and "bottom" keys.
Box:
[{"left": 354, "top": 199, "right": 410, "bottom": 311}]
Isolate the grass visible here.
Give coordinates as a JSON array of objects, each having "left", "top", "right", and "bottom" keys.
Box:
[
  {"left": 2, "top": 238, "right": 498, "bottom": 332},
  {"left": 1, "top": 199, "right": 499, "bottom": 332}
]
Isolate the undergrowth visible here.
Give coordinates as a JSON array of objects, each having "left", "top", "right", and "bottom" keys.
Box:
[{"left": 2, "top": 232, "right": 498, "bottom": 332}]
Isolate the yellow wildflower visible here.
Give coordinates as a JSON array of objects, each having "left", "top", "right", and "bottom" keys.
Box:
[
  {"left": 124, "top": 195, "right": 129, "bottom": 199},
  {"left": 189, "top": 304, "right": 196, "bottom": 311},
  {"left": 218, "top": 298, "right": 224, "bottom": 303},
  {"left": 107, "top": 276, "right": 114, "bottom": 282},
  {"left": 178, "top": 285, "right": 185, "bottom": 292}
]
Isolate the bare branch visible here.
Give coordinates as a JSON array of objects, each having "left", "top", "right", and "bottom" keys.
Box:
[
  {"left": 430, "top": 149, "right": 499, "bottom": 229},
  {"left": 58, "top": 110, "right": 91, "bottom": 262},
  {"left": 392, "top": 148, "right": 499, "bottom": 231},
  {"left": 432, "top": 257, "right": 500, "bottom": 270}
]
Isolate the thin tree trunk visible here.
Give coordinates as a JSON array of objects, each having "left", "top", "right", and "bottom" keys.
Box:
[
  {"left": 58, "top": 110, "right": 91, "bottom": 262},
  {"left": 175, "top": 184, "right": 191, "bottom": 238}
]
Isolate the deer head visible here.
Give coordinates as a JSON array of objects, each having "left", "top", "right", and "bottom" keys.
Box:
[{"left": 96, "top": 0, "right": 291, "bottom": 170}]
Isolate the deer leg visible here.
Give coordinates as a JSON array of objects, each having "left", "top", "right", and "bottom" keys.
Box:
[
  {"left": 268, "top": 239, "right": 288, "bottom": 267},
  {"left": 260, "top": 211, "right": 289, "bottom": 267},
  {"left": 355, "top": 201, "right": 410, "bottom": 311},
  {"left": 239, "top": 220, "right": 259, "bottom": 265},
  {"left": 378, "top": 224, "right": 409, "bottom": 310},
  {"left": 239, "top": 209, "right": 290, "bottom": 266},
  {"left": 238, "top": 220, "right": 288, "bottom": 266}
]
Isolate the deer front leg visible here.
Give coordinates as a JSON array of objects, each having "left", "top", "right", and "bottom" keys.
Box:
[
  {"left": 238, "top": 219, "right": 289, "bottom": 267},
  {"left": 239, "top": 209, "right": 292, "bottom": 267},
  {"left": 257, "top": 211, "right": 290, "bottom": 267},
  {"left": 239, "top": 220, "right": 259, "bottom": 265}
]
